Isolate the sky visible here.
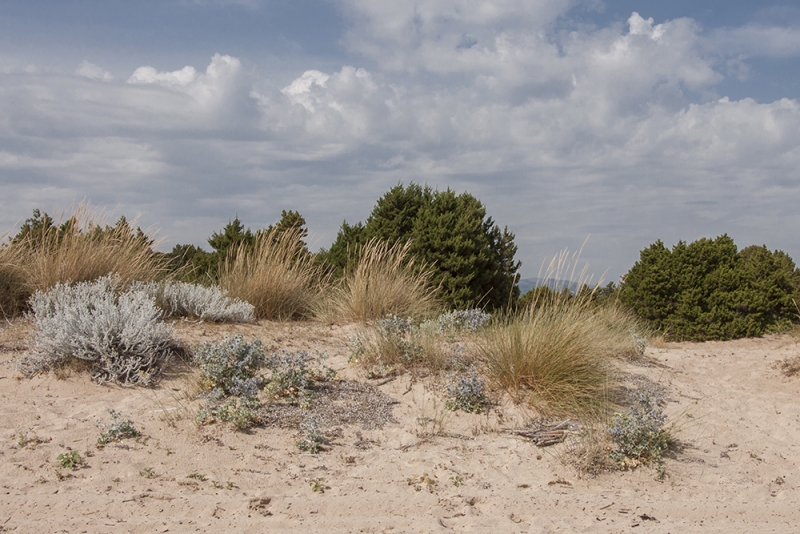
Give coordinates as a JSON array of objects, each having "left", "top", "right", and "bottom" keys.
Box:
[{"left": 1, "top": 0, "right": 799, "bottom": 283}]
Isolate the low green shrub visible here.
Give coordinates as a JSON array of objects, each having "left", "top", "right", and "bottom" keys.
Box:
[
  {"left": 297, "top": 416, "right": 328, "bottom": 454},
  {"left": 445, "top": 375, "right": 488, "bottom": 413},
  {"left": 57, "top": 450, "right": 84, "bottom": 469},
  {"left": 193, "top": 335, "right": 265, "bottom": 430},
  {"left": 609, "top": 391, "right": 672, "bottom": 471},
  {"left": 97, "top": 410, "right": 141, "bottom": 445}
]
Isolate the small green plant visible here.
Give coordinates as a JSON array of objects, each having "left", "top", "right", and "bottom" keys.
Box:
[
  {"left": 15, "top": 428, "right": 51, "bottom": 449},
  {"left": 187, "top": 473, "right": 207, "bottom": 482},
  {"left": 308, "top": 477, "right": 326, "bottom": 493},
  {"left": 407, "top": 473, "right": 437, "bottom": 492},
  {"left": 445, "top": 375, "right": 488, "bottom": 413},
  {"left": 609, "top": 391, "right": 671, "bottom": 470},
  {"left": 139, "top": 467, "right": 156, "bottom": 478},
  {"left": 264, "top": 350, "right": 335, "bottom": 405},
  {"left": 215, "top": 396, "right": 261, "bottom": 429},
  {"left": 97, "top": 410, "right": 141, "bottom": 446},
  {"left": 449, "top": 475, "right": 464, "bottom": 487},
  {"left": 194, "top": 334, "right": 265, "bottom": 396},
  {"left": 57, "top": 450, "right": 83, "bottom": 469},
  {"left": 297, "top": 416, "right": 328, "bottom": 454}
]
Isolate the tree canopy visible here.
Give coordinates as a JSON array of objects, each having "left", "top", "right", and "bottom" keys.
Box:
[
  {"left": 619, "top": 235, "right": 800, "bottom": 340},
  {"left": 321, "top": 183, "right": 520, "bottom": 310}
]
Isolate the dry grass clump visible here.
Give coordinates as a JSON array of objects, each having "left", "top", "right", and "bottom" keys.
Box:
[
  {"left": 478, "top": 248, "right": 642, "bottom": 417},
  {"left": 775, "top": 356, "right": 800, "bottom": 377},
  {"left": 219, "top": 227, "right": 326, "bottom": 320},
  {"left": 0, "top": 247, "right": 29, "bottom": 318},
  {"left": 0, "top": 205, "right": 165, "bottom": 318},
  {"left": 316, "top": 239, "right": 441, "bottom": 323},
  {"left": 477, "top": 304, "right": 613, "bottom": 415}
]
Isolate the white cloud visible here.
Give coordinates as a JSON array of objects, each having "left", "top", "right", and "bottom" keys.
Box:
[
  {"left": 127, "top": 54, "right": 245, "bottom": 109},
  {"left": 76, "top": 60, "right": 113, "bottom": 81},
  {"left": 128, "top": 65, "right": 197, "bottom": 87}
]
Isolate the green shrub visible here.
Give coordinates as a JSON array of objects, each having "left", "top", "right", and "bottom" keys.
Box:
[
  {"left": 609, "top": 392, "right": 671, "bottom": 470},
  {"left": 620, "top": 235, "right": 800, "bottom": 340},
  {"left": 97, "top": 410, "right": 141, "bottom": 445},
  {"left": 321, "top": 183, "right": 520, "bottom": 310}
]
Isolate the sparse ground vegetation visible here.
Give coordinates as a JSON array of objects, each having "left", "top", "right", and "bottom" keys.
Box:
[
  {"left": 97, "top": 410, "right": 142, "bottom": 445},
  {"left": 5, "top": 197, "right": 800, "bottom": 524}
]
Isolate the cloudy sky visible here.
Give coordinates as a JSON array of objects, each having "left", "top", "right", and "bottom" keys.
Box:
[{"left": 1, "top": 1, "right": 799, "bottom": 282}]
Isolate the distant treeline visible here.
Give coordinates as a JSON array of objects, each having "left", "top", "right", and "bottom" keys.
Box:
[{"left": 4, "top": 186, "right": 799, "bottom": 341}]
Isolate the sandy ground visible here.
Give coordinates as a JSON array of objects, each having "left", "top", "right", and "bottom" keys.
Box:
[{"left": 1, "top": 319, "right": 799, "bottom": 533}]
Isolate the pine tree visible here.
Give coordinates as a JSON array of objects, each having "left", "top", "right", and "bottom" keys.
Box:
[
  {"left": 321, "top": 183, "right": 520, "bottom": 310},
  {"left": 620, "top": 235, "right": 800, "bottom": 340}
]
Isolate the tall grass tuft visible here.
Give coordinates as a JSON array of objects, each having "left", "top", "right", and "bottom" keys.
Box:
[
  {"left": 316, "top": 239, "right": 441, "bottom": 323},
  {"left": 0, "top": 243, "right": 30, "bottom": 318},
  {"left": 219, "top": 226, "right": 325, "bottom": 320},
  {"left": 0, "top": 204, "right": 165, "bottom": 317},
  {"left": 478, "top": 246, "right": 641, "bottom": 416}
]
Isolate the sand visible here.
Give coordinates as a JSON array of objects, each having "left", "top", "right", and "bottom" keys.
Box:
[{"left": 1, "top": 319, "right": 799, "bottom": 533}]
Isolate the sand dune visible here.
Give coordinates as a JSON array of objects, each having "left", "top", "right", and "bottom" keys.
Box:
[{"left": 1, "top": 320, "right": 798, "bottom": 533}]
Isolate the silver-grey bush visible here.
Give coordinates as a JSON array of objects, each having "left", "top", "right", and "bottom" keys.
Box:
[
  {"left": 132, "top": 281, "right": 254, "bottom": 323},
  {"left": 18, "top": 275, "right": 174, "bottom": 386}
]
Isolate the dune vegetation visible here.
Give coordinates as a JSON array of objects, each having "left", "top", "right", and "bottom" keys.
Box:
[{"left": 3, "top": 189, "right": 798, "bottom": 482}]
